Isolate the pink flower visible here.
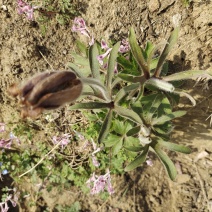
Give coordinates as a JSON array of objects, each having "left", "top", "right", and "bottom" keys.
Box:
[
  {"left": 97, "top": 48, "right": 112, "bottom": 65},
  {"left": 101, "top": 40, "right": 110, "bottom": 50},
  {"left": 17, "top": 0, "right": 39, "bottom": 20},
  {"left": 72, "top": 17, "right": 94, "bottom": 46},
  {"left": 0, "top": 139, "right": 12, "bottom": 149},
  {"left": 0, "top": 189, "right": 19, "bottom": 212},
  {"left": 119, "top": 39, "right": 130, "bottom": 53},
  {"left": 86, "top": 170, "right": 114, "bottom": 195},
  {"left": 52, "top": 133, "right": 71, "bottom": 149}
]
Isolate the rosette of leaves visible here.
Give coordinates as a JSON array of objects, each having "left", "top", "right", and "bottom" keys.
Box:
[{"left": 68, "top": 27, "right": 212, "bottom": 180}]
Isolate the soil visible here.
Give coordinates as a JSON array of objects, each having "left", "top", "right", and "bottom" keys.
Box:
[{"left": 0, "top": 0, "right": 212, "bottom": 211}]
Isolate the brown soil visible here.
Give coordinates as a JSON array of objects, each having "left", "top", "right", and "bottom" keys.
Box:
[{"left": 0, "top": 0, "right": 212, "bottom": 211}]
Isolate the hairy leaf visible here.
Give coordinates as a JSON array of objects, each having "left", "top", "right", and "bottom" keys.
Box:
[
  {"left": 154, "top": 27, "right": 179, "bottom": 77},
  {"left": 129, "top": 27, "right": 150, "bottom": 78},
  {"left": 152, "top": 143, "right": 177, "bottom": 180},
  {"left": 124, "top": 145, "right": 149, "bottom": 171},
  {"left": 98, "top": 109, "right": 113, "bottom": 143},
  {"left": 89, "top": 43, "right": 100, "bottom": 80},
  {"left": 158, "top": 140, "right": 191, "bottom": 154},
  {"left": 115, "top": 105, "right": 143, "bottom": 125},
  {"left": 152, "top": 110, "right": 187, "bottom": 125},
  {"left": 107, "top": 42, "right": 121, "bottom": 90}
]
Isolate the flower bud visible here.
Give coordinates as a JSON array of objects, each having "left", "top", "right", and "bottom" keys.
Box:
[{"left": 8, "top": 70, "right": 83, "bottom": 118}]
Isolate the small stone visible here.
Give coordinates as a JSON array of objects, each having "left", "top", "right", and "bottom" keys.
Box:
[{"left": 148, "top": 0, "right": 160, "bottom": 13}]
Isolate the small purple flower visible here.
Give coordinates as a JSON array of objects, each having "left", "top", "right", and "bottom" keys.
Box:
[
  {"left": 86, "top": 170, "right": 114, "bottom": 195},
  {"left": 0, "top": 139, "right": 12, "bottom": 149},
  {"left": 101, "top": 40, "right": 110, "bottom": 50},
  {"left": 97, "top": 48, "right": 112, "bottom": 65},
  {"left": 52, "top": 133, "right": 71, "bottom": 149},
  {"left": 119, "top": 39, "right": 130, "bottom": 53},
  {"left": 17, "top": 0, "right": 39, "bottom": 20},
  {"left": 0, "top": 123, "right": 5, "bottom": 133},
  {"left": 72, "top": 17, "right": 94, "bottom": 46},
  {"left": 0, "top": 189, "right": 19, "bottom": 212}
]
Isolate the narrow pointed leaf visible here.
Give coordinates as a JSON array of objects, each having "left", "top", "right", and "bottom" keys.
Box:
[
  {"left": 162, "top": 69, "right": 212, "bottom": 82},
  {"left": 118, "top": 73, "right": 143, "bottom": 83},
  {"left": 115, "top": 105, "right": 143, "bottom": 125},
  {"left": 107, "top": 42, "right": 121, "bottom": 90},
  {"left": 89, "top": 43, "right": 100, "bottom": 80},
  {"left": 126, "top": 126, "right": 140, "bottom": 136},
  {"left": 152, "top": 110, "right": 187, "bottom": 125},
  {"left": 158, "top": 140, "right": 191, "bottom": 154},
  {"left": 81, "top": 78, "right": 111, "bottom": 101},
  {"left": 129, "top": 27, "right": 149, "bottom": 78},
  {"left": 154, "top": 27, "right": 179, "bottom": 77},
  {"left": 69, "top": 102, "right": 112, "bottom": 110},
  {"left": 124, "top": 145, "right": 149, "bottom": 171},
  {"left": 152, "top": 143, "right": 177, "bottom": 180},
  {"left": 98, "top": 109, "right": 113, "bottom": 143}
]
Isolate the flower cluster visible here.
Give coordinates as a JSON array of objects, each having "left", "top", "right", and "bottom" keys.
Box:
[
  {"left": 72, "top": 17, "right": 94, "bottom": 46},
  {"left": 86, "top": 170, "right": 114, "bottom": 195},
  {"left": 52, "top": 133, "right": 72, "bottom": 150},
  {"left": 17, "top": 0, "right": 39, "bottom": 20},
  {"left": 72, "top": 18, "right": 130, "bottom": 74}
]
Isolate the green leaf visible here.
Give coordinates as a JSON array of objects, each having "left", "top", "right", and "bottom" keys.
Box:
[
  {"left": 89, "top": 43, "right": 100, "bottom": 80},
  {"left": 129, "top": 27, "right": 150, "bottom": 78},
  {"left": 115, "top": 105, "right": 143, "bottom": 125},
  {"left": 117, "top": 73, "right": 143, "bottom": 83},
  {"left": 112, "top": 138, "right": 123, "bottom": 155},
  {"left": 150, "top": 57, "right": 159, "bottom": 71},
  {"left": 152, "top": 143, "right": 177, "bottom": 180},
  {"left": 117, "top": 55, "right": 134, "bottom": 70},
  {"left": 104, "top": 134, "right": 121, "bottom": 147},
  {"left": 114, "top": 83, "right": 140, "bottom": 103},
  {"left": 143, "top": 93, "right": 164, "bottom": 122},
  {"left": 124, "top": 136, "right": 140, "bottom": 147},
  {"left": 69, "top": 102, "right": 111, "bottom": 110},
  {"left": 69, "top": 52, "right": 90, "bottom": 76},
  {"left": 107, "top": 42, "right": 121, "bottom": 90},
  {"left": 76, "top": 40, "right": 87, "bottom": 56},
  {"left": 98, "top": 109, "right": 113, "bottom": 143},
  {"left": 66, "top": 63, "right": 85, "bottom": 78},
  {"left": 153, "top": 122, "right": 173, "bottom": 135},
  {"left": 113, "top": 120, "right": 132, "bottom": 135},
  {"left": 81, "top": 78, "right": 111, "bottom": 101},
  {"left": 124, "top": 145, "right": 149, "bottom": 171},
  {"left": 124, "top": 145, "right": 143, "bottom": 152},
  {"left": 158, "top": 140, "right": 191, "bottom": 154},
  {"left": 154, "top": 27, "right": 179, "bottom": 77},
  {"left": 152, "top": 110, "right": 186, "bottom": 125},
  {"left": 162, "top": 69, "right": 212, "bottom": 82},
  {"left": 126, "top": 126, "right": 140, "bottom": 136}
]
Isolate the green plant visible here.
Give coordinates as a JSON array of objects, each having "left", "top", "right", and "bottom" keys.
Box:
[
  {"left": 7, "top": 19, "right": 212, "bottom": 199},
  {"left": 67, "top": 23, "right": 212, "bottom": 181}
]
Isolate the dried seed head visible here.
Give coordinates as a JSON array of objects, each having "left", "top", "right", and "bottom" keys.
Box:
[{"left": 8, "top": 70, "right": 83, "bottom": 118}]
